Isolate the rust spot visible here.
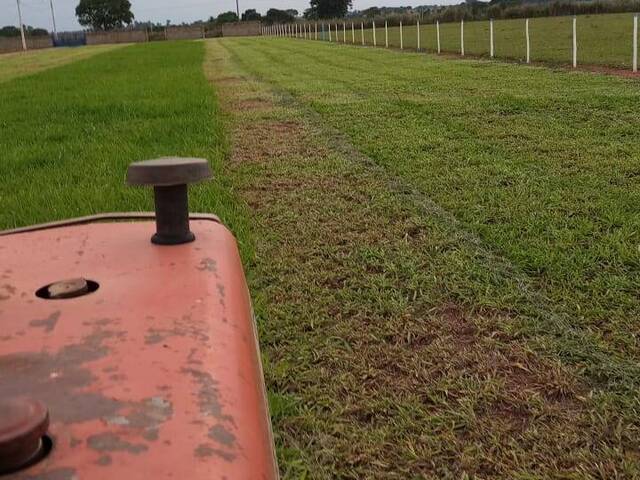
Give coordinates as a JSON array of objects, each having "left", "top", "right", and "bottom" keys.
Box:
[
  {"left": 0, "top": 327, "right": 124, "bottom": 424},
  {"left": 29, "top": 311, "right": 61, "bottom": 333},
  {"left": 144, "top": 331, "right": 166, "bottom": 345},
  {"left": 193, "top": 444, "right": 236, "bottom": 462},
  {"left": 197, "top": 258, "right": 217, "bottom": 273},
  {"left": 87, "top": 432, "right": 148, "bottom": 454},
  {"left": 143, "top": 428, "right": 159, "bottom": 441},
  {"left": 195, "top": 443, "right": 215, "bottom": 458},
  {"left": 24, "top": 468, "right": 77, "bottom": 480},
  {"left": 0, "top": 284, "right": 16, "bottom": 301},
  {"left": 126, "top": 397, "right": 173, "bottom": 429},
  {"left": 210, "top": 448, "right": 236, "bottom": 462},
  {"left": 182, "top": 368, "right": 226, "bottom": 420},
  {"left": 96, "top": 454, "right": 112, "bottom": 466},
  {"left": 208, "top": 424, "right": 236, "bottom": 448}
]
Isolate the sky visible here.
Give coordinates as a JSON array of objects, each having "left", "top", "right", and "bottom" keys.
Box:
[{"left": 1, "top": 0, "right": 456, "bottom": 32}]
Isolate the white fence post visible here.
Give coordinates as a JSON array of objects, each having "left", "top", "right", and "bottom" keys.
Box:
[
  {"left": 343, "top": 22, "right": 346, "bottom": 43},
  {"left": 373, "top": 21, "right": 377, "bottom": 46},
  {"left": 633, "top": 14, "right": 638, "bottom": 72},
  {"left": 417, "top": 20, "right": 420, "bottom": 51},
  {"left": 352, "top": 22, "right": 355, "bottom": 43},
  {"left": 526, "top": 18, "right": 530, "bottom": 63},
  {"left": 385, "top": 21, "right": 389, "bottom": 47},
  {"left": 461, "top": 19, "right": 465, "bottom": 56},
  {"left": 329, "top": 23, "right": 332, "bottom": 41},
  {"left": 335, "top": 24, "right": 338, "bottom": 42},
  {"left": 361, "top": 22, "right": 365, "bottom": 45},
  {"left": 572, "top": 15, "right": 577, "bottom": 68},
  {"left": 436, "top": 20, "right": 441, "bottom": 53},
  {"left": 399, "top": 21, "right": 403, "bottom": 49},
  {"left": 490, "top": 18, "right": 494, "bottom": 57},
  {"left": 315, "top": 23, "right": 318, "bottom": 40}
]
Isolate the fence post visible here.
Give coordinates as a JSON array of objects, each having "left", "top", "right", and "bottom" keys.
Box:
[
  {"left": 633, "top": 14, "right": 638, "bottom": 72},
  {"left": 526, "top": 18, "right": 530, "bottom": 63},
  {"left": 344, "top": 22, "right": 346, "bottom": 43},
  {"left": 373, "top": 21, "right": 377, "bottom": 46},
  {"left": 572, "top": 15, "right": 577, "bottom": 68},
  {"left": 352, "top": 22, "right": 355, "bottom": 43},
  {"left": 417, "top": 20, "right": 420, "bottom": 51},
  {"left": 329, "top": 22, "right": 332, "bottom": 41},
  {"left": 361, "top": 22, "right": 364, "bottom": 45},
  {"left": 490, "top": 18, "right": 494, "bottom": 57},
  {"left": 385, "top": 21, "right": 388, "bottom": 47},
  {"left": 436, "top": 20, "right": 441, "bottom": 53},
  {"left": 400, "top": 21, "right": 403, "bottom": 49},
  {"left": 335, "top": 23, "right": 338, "bottom": 42},
  {"left": 461, "top": 19, "right": 465, "bottom": 56}
]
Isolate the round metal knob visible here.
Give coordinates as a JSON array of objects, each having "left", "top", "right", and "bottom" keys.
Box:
[
  {"left": 126, "top": 157, "right": 212, "bottom": 245},
  {"left": 0, "top": 398, "right": 49, "bottom": 474},
  {"left": 47, "top": 277, "right": 89, "bottom": 299}
]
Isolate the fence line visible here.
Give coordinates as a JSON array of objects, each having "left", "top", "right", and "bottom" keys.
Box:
[
  {"left": 526, "top": 18, "right": 530, "bottom": 64},
  {"left": 572, "top": 15, "right": 578, "bottom": 68},
  {"left": 634, "top": 14, "right": 638, "bottom": 72},
  {"left": 490, "top": 19, "right": 494, "bottom": 58},
  {"left": 267, "top": 14, "right": 640, "bottom": 73},
  {"left": 385, "top": 21, "right": 389, "bottom": 48}
]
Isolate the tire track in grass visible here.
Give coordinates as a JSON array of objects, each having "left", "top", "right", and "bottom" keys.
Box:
[{"left": 205, "top": 39, "right": 639, "bottom": 479}]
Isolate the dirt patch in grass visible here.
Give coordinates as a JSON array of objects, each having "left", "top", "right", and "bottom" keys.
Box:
[
  {"left": 228, "top": 119, "right": 327, "bottom": 164},
  {"left": 236, "top": 98, "right": 273, "bottom": 110},
  {"left": 205, "top": 39, "right": 633, "bottom": 479}
]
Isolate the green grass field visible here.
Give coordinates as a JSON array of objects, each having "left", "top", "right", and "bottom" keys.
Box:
[
  {"left": 0, "top": 44, "right": 125, "bottom": 83},
  {"left": 316, "top": 12, "right": 638, "bottom": 68},
  {"left": 214, "top": 37, "right": 640, "bottom": 477},
  {"left": 2, "top": 37, "right": 640, "bottom": 478},
  {"left": 0, "top": 41, "right": 250, "bottom": 251}
]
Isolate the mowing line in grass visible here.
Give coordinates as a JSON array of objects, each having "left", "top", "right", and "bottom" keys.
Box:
[
  {"left": 0, "top": 44, "right": 126, "bottom": 84},
  {"left": 206, "top": 37, "right": 640, "bottom": 478}
]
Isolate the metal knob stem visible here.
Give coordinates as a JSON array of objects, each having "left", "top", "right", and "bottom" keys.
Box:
[{"left": 126, "top": 157, "right": 212, "bottom": 245}]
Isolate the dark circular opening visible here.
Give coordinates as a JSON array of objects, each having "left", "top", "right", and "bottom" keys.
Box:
[
  {"left": 0, "top": 435, "right": 53, "bottom": 476},
  {"left": 35, "top": 280, "right": 99, "bottom": 300}
]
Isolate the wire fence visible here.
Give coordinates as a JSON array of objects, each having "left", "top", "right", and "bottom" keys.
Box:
[{"left": 262, "top": 12, "right": 640, "bottom": 72}]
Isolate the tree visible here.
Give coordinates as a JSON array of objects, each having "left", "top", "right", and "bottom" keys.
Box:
[
  {"left": 241, "top": 9, "right": 261, "bottom": 21},
  {"left": 216, "top": 11, "right": 239, "bottom": 23},
  {"left": 264, "top": 8, "right": 295, "bottom": 24},
  {"left": 0, "top": 26, "right": 21, "bottom": 37},
  {"left": 307, "top": 0, "right": 352, "bottom": 19},
  {"left": 303, "top": 8, "right": 318, "bottom": 19},
  {"left": 361, "top": 6, "right": 381, "bottom": 17},
  {"left": 76, "top": 0, "right": 134, "bottom": 30}
]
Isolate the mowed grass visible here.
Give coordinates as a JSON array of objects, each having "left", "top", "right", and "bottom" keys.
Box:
[
  {"left": 4, "top": 37, "right": 640, "bottom": 478},
  {"left": 0, "top": 44, "right": 125, "bottom": 83},
  {"left": 218, "top": 37, "right": 640, "bottom": 476},
  {"left": 0, "top": 40, "right": 251, "bottom": 254},
  {"left": 320, "top": 12, "right": 638, "bottom": 68}
]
